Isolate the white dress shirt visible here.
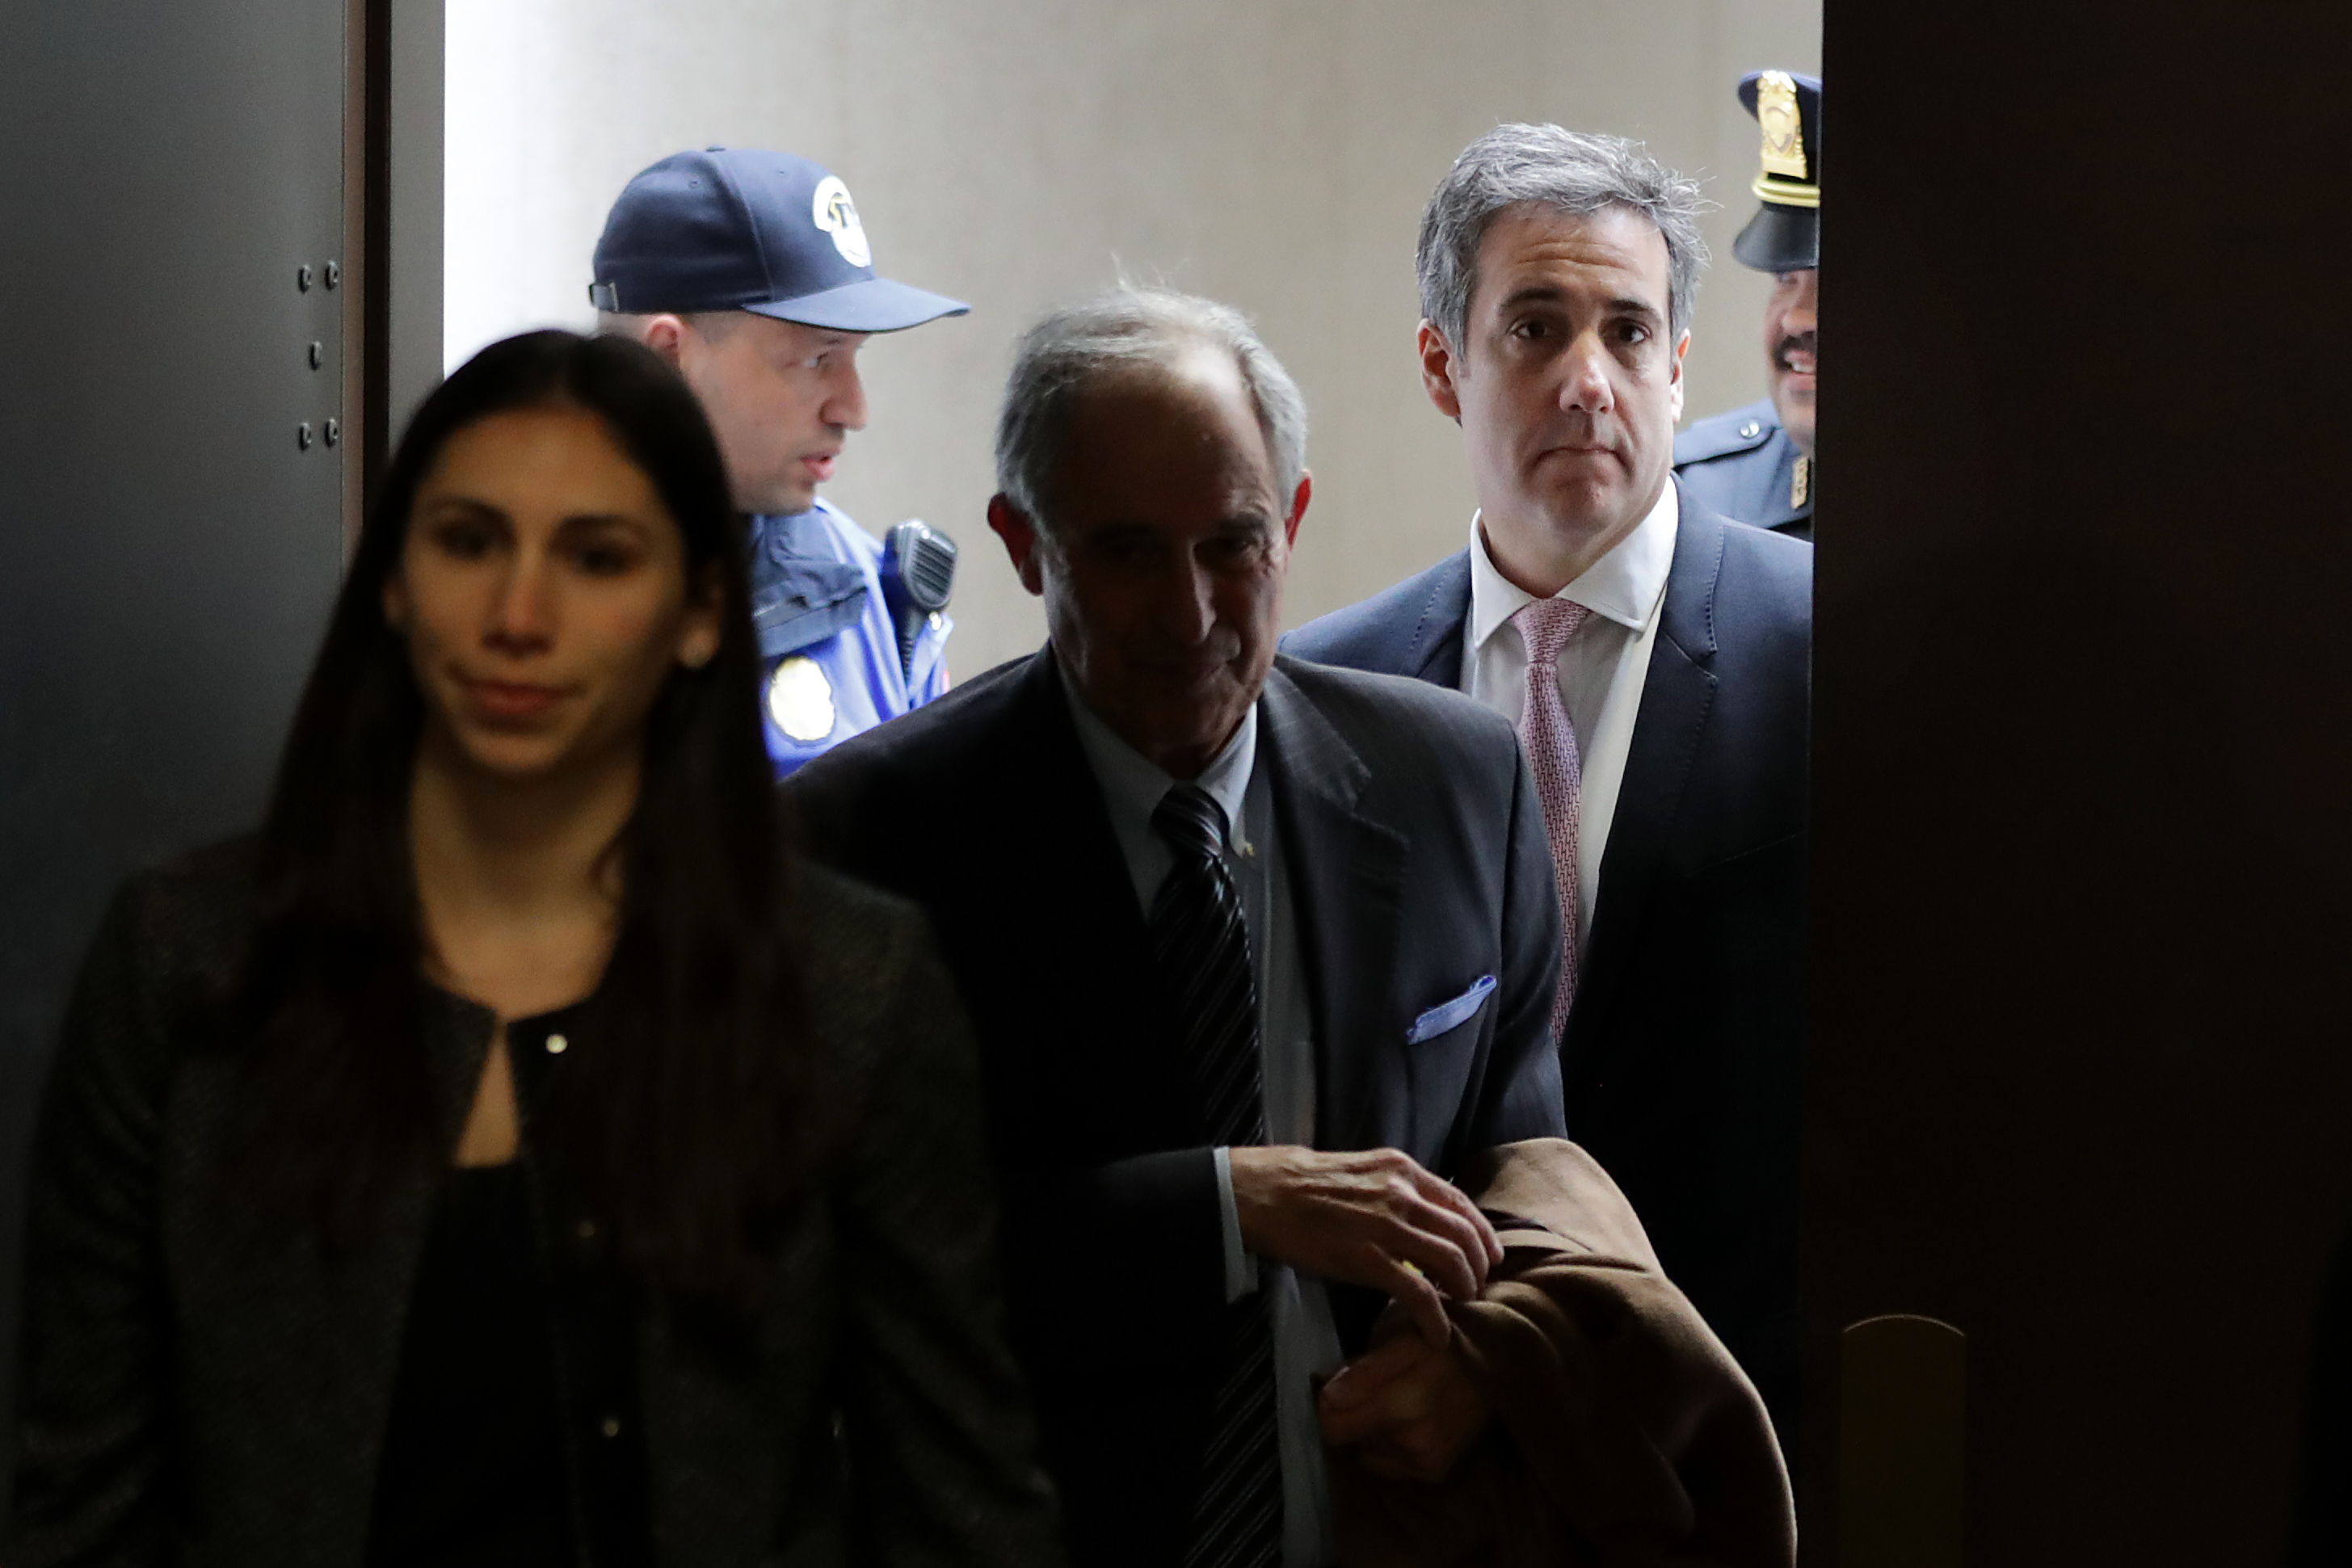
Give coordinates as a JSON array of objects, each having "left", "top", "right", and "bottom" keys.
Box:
[
  {"left": 1462, "top": 481, "right": 1678, "bottom": 948},
  {"left": 1062, "top": 682, "right": 1341, "bottom": 1568}
]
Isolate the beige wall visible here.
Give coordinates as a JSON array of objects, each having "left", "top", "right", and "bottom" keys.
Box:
[{"left": 446, "top": 1, "right": 1820, "bottom": 676}]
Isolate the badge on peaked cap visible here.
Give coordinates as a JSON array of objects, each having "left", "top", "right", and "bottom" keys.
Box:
[
  {"left": 1755, "top": 71, "right": 1808, "bottom": 181},
  {"left": 810, "top": 175, "right": 872, "bottom": 268},
  {"left": 1733, "top": 69, "right": 1821, "bottom": 270}
]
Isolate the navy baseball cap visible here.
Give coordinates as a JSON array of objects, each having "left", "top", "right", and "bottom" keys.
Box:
[{"left": 590, "top": 147, "right": 969, "bottom": 333}]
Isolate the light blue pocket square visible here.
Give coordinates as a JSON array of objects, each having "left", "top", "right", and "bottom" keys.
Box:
[{"left": 1404, "top": 974, "right": 1497, "bottom": 1045}]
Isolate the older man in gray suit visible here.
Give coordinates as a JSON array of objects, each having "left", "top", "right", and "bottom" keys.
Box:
[{"left": 788, "top": 287, "right": 1568, "bottom": 1567}]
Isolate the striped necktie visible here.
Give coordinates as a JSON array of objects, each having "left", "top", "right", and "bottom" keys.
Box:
[{"left": 1150, "top": 784, "right": 1282, "bottom": 1568}]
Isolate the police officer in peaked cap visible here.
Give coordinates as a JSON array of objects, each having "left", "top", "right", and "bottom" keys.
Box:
[
  {"left": 593, "top": 147, "right": 968, "bottom": 776},
  {"left": 1673, "top": 71, "right": 1820, "bottom": 540}
]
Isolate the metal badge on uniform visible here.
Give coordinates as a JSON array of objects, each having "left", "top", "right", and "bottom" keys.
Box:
[
  {"left": 810, "top": 175, "right": 871, "bottom": 267},
  {"left": 1790, "top": 453, "right": 1811, "bottom": 510},
  {"left": 767, "top": 655, "right": 836, "bottom": 742},
  {"left": 1755, "top": 70, "right": 1808, "bottom": 179}
]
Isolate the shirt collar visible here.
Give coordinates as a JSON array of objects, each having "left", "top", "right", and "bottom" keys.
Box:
[
  {"left": 1466, "top": 478, "right": 1680, "bottom": 654},
  {"left": 1061, "top": 664, "right": 1258, "bottom": 850},
  {"left": 750, "top": 503, "right": 835, "bottom": 561}
]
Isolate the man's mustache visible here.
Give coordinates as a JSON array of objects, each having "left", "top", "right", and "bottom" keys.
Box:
[{"left": 1773, "top": 332, "right": 1817, "bottom": 372}]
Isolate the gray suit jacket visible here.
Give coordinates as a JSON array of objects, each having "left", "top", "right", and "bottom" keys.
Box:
[
  {"left": 786, "top": 652, "right": 1567, "bottom": 1567},
  {"left": 5, "top": 840, "right": 1062, "bottom": 1568}
]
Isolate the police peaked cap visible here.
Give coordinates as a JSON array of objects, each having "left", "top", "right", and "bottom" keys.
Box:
[{"left": 1732, "top": 70, "right": 1821, "bottom": 273}]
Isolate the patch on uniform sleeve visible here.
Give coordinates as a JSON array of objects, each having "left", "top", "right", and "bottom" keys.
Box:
[{"left": 767, "top": 656, "right": 837, "bottom": 742}]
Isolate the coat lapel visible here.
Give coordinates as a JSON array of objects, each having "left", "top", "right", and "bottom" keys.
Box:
[
  {"left": 1569, "top": 498, "right": 1726, "bottom": 1052},
  {"left": 998, "top": 652, "right": 1144, "bottom": 931},
  {"left": 1258, "top": 663, "right": 1410, "bottom": 1151},
  {"left": 989, "top": 653, "right": 1189, "bottom": 1147},
  {"left": 1402, "top": 552, "right": 1474, "bottom": 686}
]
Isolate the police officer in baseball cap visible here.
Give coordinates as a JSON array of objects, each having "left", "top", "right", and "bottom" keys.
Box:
[
  {"left": 1673, "top": 71, "right": 1820, "bottom": 539},
  {"left": 594, "top": 146, "right": 969, "bottom": 775}
]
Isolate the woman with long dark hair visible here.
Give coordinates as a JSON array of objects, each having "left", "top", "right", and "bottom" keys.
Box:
[{"left": 5, "top": 330, "right": 1060, "bottom": 1567}]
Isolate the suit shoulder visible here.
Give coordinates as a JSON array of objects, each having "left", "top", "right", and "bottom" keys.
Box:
[
  {"left": 1715, "top": 513, "right": 1814, "bottom": 607},
  {"left": 793, "top": 856, "right": 923, "bottom": 940},
  {"left": 789, "top": 653, "right": 1033, "bottom": 801},
  {"left": 785, "top": 656, "right": 1042, "bottom": 881},
  {"left": 1673, "top": 400, "right": 1779, "bottom": 469},
  {"left": 133, "top": 833, "right": 263, "bottom": 902},
  {"left": 792, "top": 859, "right": 933, "bottom": 998},
  {"left": 1283, "top": 551, "right": 1470, "bottom": 673},
  {"left": 1684, "top": 511, "right": 1813, "bottom": 687},
  {"left": 51, "top": 834, "right": 263, "bottom": 1099},
  {"left": 788, "top": 859, "right": 962, "bottom": 1094},
  {"left": 102, "top": 834, "right": 264, "bottom": 982},
  {"left": 1273, "top": 658, "right": 1520, "bottom": 773}
]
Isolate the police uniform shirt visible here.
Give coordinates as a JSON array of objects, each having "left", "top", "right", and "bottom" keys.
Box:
[
  {"left": 1672, "top": 397, "right": 1813, "bottom": 540},
  {"left": 748, "top": 499, "right": 951, "bottom": 776}
]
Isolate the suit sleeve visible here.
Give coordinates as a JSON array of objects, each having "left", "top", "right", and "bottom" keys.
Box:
[
  {"left": 833, "top": 910, "right": 1067, "bottom": 1568},
  {"left": 993, "top": 1147, "right": 1228, "bottom": 1321},
  {"left": 1473, "top": 743, "right": 1569, "bottom": 1149},
  {"left": 3, "top": 884, "right": 179, "bottom": 1568}
]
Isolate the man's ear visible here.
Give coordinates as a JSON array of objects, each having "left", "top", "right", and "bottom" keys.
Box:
[
  {"left": 987, "top": 494, "right": 1047, "bottom": 597},
  {"left": 1668, "top": 327, "right": 1690, "bottom": 424},
  {"left": 640, "top": 313, "right": 690, "bottom": 368},
  {"left": 1283, "top": 470, "right": 1313, "bottom": 550},
  {"left": 1417, "top": 321, "right": 1464, "bottom": 423}
]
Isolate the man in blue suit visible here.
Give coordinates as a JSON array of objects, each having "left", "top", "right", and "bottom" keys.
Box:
[
  {"left": 1674, "top": 71, "right": 1822, "bottom": 540},
  {"left": 1286, "top": 124, "right": 1812, "bottom": 1443}
]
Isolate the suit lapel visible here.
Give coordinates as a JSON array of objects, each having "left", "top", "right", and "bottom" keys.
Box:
[
  {"left": 997, "top": 652, "right": 1140, "bottom": 923},
  {"left": 1402, "top": 552, "right": 1474, "bottom": 686},
  {"left": 1570, "top": 498, "right": 1726, "bottom": 1053},
  {"left": 1259, "top": 664, "right": 1409, "bottom": 1151},
  {"left": 987, "top": 654, "right": 1189, "bottom": 1145}
]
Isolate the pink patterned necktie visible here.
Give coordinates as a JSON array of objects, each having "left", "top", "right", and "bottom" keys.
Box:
[{"left": 1513, "top": 597, "right": 1592, "bottom": 1037}]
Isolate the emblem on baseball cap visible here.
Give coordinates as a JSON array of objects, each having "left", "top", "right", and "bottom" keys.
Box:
[
  {"left": 591, "top": 147, "right": 967, "bottom": 333},
  {"left": 810, "top": 176, "right": 871, "bottom": 267}
]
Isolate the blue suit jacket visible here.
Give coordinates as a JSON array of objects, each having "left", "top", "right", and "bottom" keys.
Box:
[{"left": 1284, "top": 489, "right": 1811, "bottom": 1437}]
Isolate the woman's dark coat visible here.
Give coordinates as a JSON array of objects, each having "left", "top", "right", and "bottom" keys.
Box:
[{"left": 5, "top": 839, "right": 1062, "bottom": 1568}]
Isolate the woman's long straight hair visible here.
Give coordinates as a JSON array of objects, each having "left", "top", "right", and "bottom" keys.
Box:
[{"left": 229, "top": 329, "right": 810, "bottom": 1309}]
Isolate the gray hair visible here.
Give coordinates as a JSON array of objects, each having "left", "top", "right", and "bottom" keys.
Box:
[
  {"left": 994, "top": 285, "right": 1307, "bottom": 527},
  {"left": 1417, "top": 124, "right": 1708, "bottom": 355}
]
